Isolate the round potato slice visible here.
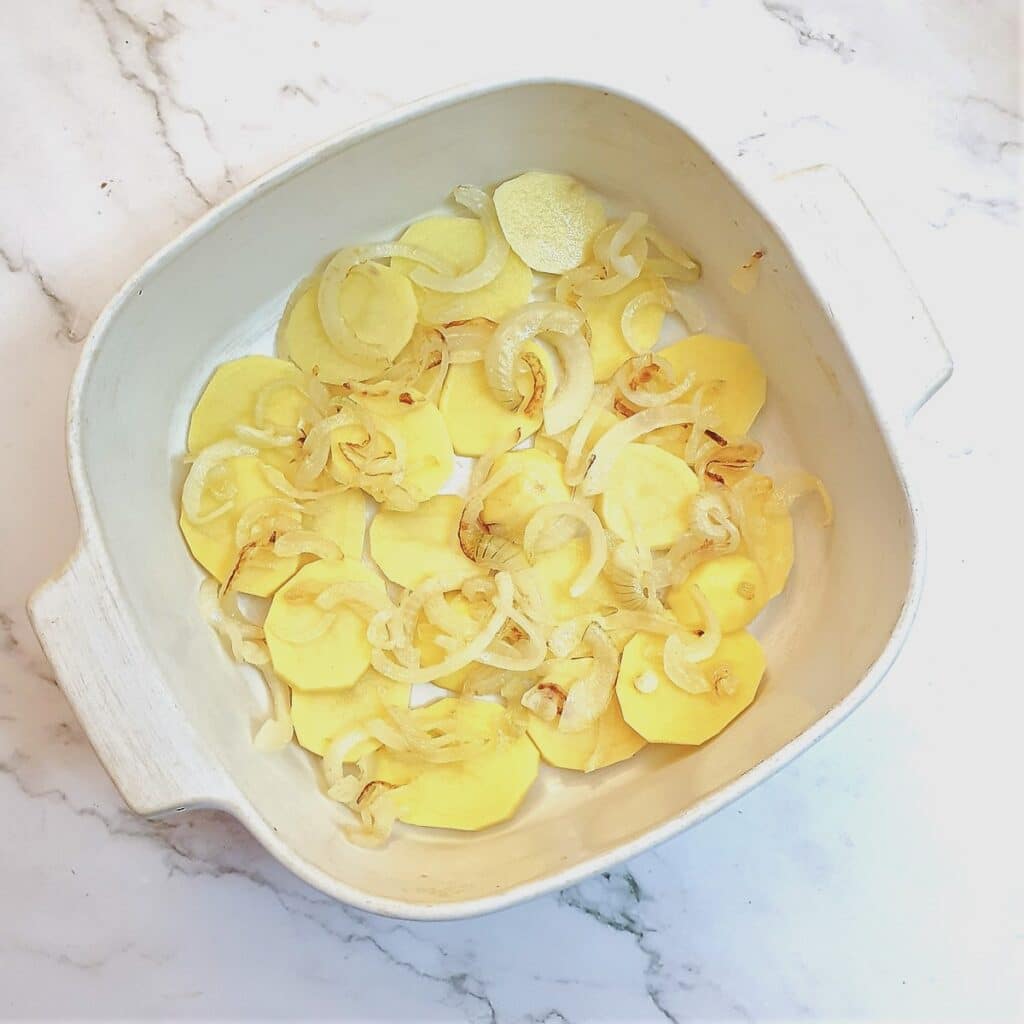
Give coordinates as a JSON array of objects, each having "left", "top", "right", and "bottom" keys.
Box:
[
  {"left": 292, "top": 669, "right": 410, "bottom": 760},
  {"left": 369, "top": 494, "right": 484, "bottom": 590},
  {"left": 531, "top": 538, "right": 617, "bottom": 623},
  {"left": 494, "top": 171, "right": 606, "bottom": 274},
  {"left": 526, "top": 658, "right": 645, "bottom": 772},
  {"left": 737, "top": 473, "right": 794, "bottom": 599},
  {"left": 438, "top": 343, "right": 553, "bottom": 457},
  {"left": 179, "top": 455, "right": 300, "bottom": 596},
  {"left": 391, "top": 216, "right": 532, "bottom": 324},
  {"left": 667, "top": 554, "right": 768, "bottom": 634},
  {"left": 334, "top": 262, "right": 418, "bottom": 360},
  {"left": 598, "top": 443, "right": 699, "bottom": 549},
  {"left": 481, "top": 449, "right": 570, "bottom": 538},
  {"left": 616, "top": 631, "right": 766, "bottom": 745},
  {"left": 306, "top": 490, "right": 367, "bottom": 560},
  {"left": 371, "top": 698, "right": 540, "bottom": 831},
  {"left": 331, "top": 391, "right": 454, "bottom": 503},
  {"left": 264, "top": 559, "right": 386, "bottom": 692},
  {"left": 415, "top": 593, "right": 490, "bottom": 692},
  {"left": 658, "top": 335, "right": 767, "bottom": 437},
  {"left": 582, "top": 275, "right": 670, "bottom": 382}
]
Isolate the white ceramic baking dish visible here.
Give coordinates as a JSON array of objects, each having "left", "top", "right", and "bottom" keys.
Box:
[{"left": 29, "top": 78, "right": 950, "bottom": 919}]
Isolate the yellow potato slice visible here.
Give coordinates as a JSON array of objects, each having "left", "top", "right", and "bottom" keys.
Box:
[
  {"left": 179, "top": 455, "right": 300, "bottom": 596},
  {"left": 598, "top": 443, "right": 699, "bottom": 549},
  {"left": 392, "top": 216, "right": 532, "bottom": 324},
  {"left": 659, "top": 335, "right": 767, "bottom": 437},
  {"left": 616, "top": 631, "right": 766, "bottom": 745},
  {"left": 481, "top": 449, "right": 570, "bottom": 537},
  {"left": 583, "top": 275, "right": 670, "bottom": 382},
  {"left": 415, "top": 593, "right": 489, "bottom": 692},
  {"left": 369, "top": 494, "right": 484, "bottom": 590},
  {"left": 307, "top": 490, "right": 367, "bottom": 560},
  {"left": 371, "top": 698, "right": 540, "bottom": 831},
  {"left": 264, "top": 559, "right": 386, "bottom": 692},
  {"left": 493, "top": 172, "right": 606, "bottom": 274},
  {"left": 331, "top": 391, "right": 454, "bottom": 503},
  {"left": 667, "top": 554, "right": 768, "bottom": 633},
  {"left": 531, "top": 538, "right": 617, "bottom": 622},
  {"left": 738, "top": 473, "right": 794, "bottom": 599},
  {"left": 292, "top": 669, "right": 410, "bottom": 759},
  {"left": 526, "top": 659, "right": 645, "bottom": 771},
  {"left": 187, "top": 355, "right": 306, "bottom": 454},
  {"left": 439, "top": 343, "right": 553, "bottom": 457},
  {"left": 282, "top": 278, "right": 413, "bottom": 385}
]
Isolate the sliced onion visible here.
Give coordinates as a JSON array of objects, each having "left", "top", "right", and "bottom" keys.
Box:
[
  {"left": 523, "top": 502, "right": 607, "bottom": 598},
  {"left": 729, "top": 249, "right": 765, "bottom": 294},
  {"left": 543, "top": 330, "right": 594, "bottom": 435},
  {"left": 272, "top": 531, "right": 341, "bottom": 561},
  {"left": 233, "top": 423, "right": 299, "bottom": 448},
  {"left": 643, "top": 226, "right": 701, "bottom": 282},
  {"left": 766, "top": 470, "right": 834, "bottom": 526},
  {"left": 563, "top": 384, "right": 614, "bottom": 486},
  {"left": 697, "top": 438, "right": 763, "bottom": 484},
  {"left": 668, "top": 285, "right": 707, "bottom": 333},
  {"left": 410, "top": 187, "right": 508, "bottom": 293},
  {"left": 182, "top": 440, "right": 258, "bottom": 524},
  {"left": 296, "top": 407, "right": 360, "bottom": 485},
  {"left": 607, "top": 212, "right": 648, "bottom": 278},
  {"left": 522, "top": 681, "right": 567, "bottom": 722},
  {"left": 620, "top": 288, "right": 672, "bottom": 354},
  {"left": 559, "top": 624, "right": 619, "bottom": 733},
  {"left": 662, "top": 586, "right": 721, "bottom": 693},
  {"left": 259, "top": 464, "right": 343, "bottom": 502},
  {"left": 614, "top": 354, "right": 695, "bottom": 408},
  {"left": 253, "top": 666, "right": 294, "bottom": 751},
  {"left": 604, "top": 540, "right": 660, "bottom": 611},
  {"left": 478, "top": 608, "right": 547, "bottom": 671},
  {"left": 199, "top": 578, "right": 266, "bottom": 664},
  {"left": 234, "top": 496, "right": 303, "bottom": 548}
]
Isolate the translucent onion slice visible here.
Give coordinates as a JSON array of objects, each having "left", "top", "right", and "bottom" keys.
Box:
[
  {"left": 668, "top": 286, "right": 707, "bottom": 333},
  {"left": 662, "top": 586, "right": 721, "bottom": 693},
  {"left": 766, "top": 470, "right": 834, "bottom": 526},
  {"left": 543, "top": 330, "right": 594, "bottom": 435},
  {"left": 620, "top": 289, "right": 672, "bottom": 354},
  {"left": 563, "top": 384, "right": 615, "bottom": 486},
  {"left": 233, "top": 423, "right": 299, "bottom": 448},
  {"left": 198, "top": 578, "right": 266, "bottom": 664},
  {"left": 614, "top": 354, "right": 696, "bottom": 408},
  {"left": 443, "top": 317, "right": 495, "bottom": 365},
  {"left": 477, "top": 608, "right": 547, "bottom": 671},
  {"left": 523, "top": 502, "right": 607, "bottom": 599},
  {"left": 604, "top": 540, "right": 660, "bottom": 611},
  {"left": 559, "top": 624, "right": 619, "bottom": 733},
  {"left": 253, "top": 666, "right": 294, "bottom": 751},
  {"left": 521, "top": 681, "right": 567, "bottom": 722},
  {"left": 729, "top": 249, "right": 765, "bottom": 294},
  {"left": 234, "top": 496, "right": 303, "bottom": 548},
  {"left": 643, "top": 226, "right": 701, "bottom": 282},
  {"left": 409, "top": 187, "right": 509, "bottom": 293},
  {"left": 181, "top": 441, "right": 258, "bottom": 524},
  {"left": 607, "top": 212, "right": 648, "bottom": 278},
  {"left": 272, "top": 531, "right": 342, "bottom": 561}
]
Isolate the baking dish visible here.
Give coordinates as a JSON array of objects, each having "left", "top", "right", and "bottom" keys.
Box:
[{"left": 28, "top": 78, "right": 950, "bottom": 919}]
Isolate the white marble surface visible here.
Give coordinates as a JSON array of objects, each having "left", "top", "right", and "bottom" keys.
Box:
[{"left": 1, "top": 1, "right": 1020, "bottom": 1020}]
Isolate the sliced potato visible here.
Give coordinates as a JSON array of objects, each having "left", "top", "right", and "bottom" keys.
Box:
[
  {"left": 307, "top": 490, "right": 367, "bottom": 560},
  {"left": 439, "top": 343, "right": 553, "bottom": 457},
  {"left": 371, "top": 698, "right": 540, "bottom": 831},
  {"left": 659, "top": 335, "right": 767, "bottom": 437},
  {"left": 738, "top": 473, "right": 794, "bottom": 599},
  {"left": 292, "top": 669, "right": 410, "bottom": 759},
  {"left": 616, "top": 631, "right": 766, "bottom": 745},
  {"left": 481, "top": 449, "right": 569, "bottom": 538},
  {"left": 369, "top": 494, "right": 484, "bottom": 590},
  {"left": 531, "top": 538, "right": 617, "bottom": 622},
  {"left": 179, "top": 455, "right": 300, "bottom": 596},
  {"left": 583, "top": 275, "right": 670, "bottom": 382},
  {"left": 494, "top": 172, "right": 606, "bottom": 274},
  {"left": 392, "top": 216, "right": 532, "bottom": 324},
  {"left": 335, "top": 262, "right": 418, "bottom": 360},
  {"left": 331, "top": 390, "right": 454, "bottom": 502},
  {"left": 667, "top": 554, "right": 767, "bottom": 633},
  {"left": 264, "top": 559, "right": 386, "bottom": 692},
  {"left": 599, "top": 443, "right": 699, "bottom": 549},
  {"left": 415, "top": 593, "right": 489, "bottom": 692},
  {"left": 526, "top": 659, "right": 645, "bottom": 771}
]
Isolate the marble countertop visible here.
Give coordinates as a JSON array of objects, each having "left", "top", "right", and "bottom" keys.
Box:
[{"left": 1, "top": 1, "right": 1019, "bottom": 1020}]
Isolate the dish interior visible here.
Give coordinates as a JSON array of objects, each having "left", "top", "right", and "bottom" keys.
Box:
[{"left": 74, "top": 83, "right": 913, "bottom": 905}]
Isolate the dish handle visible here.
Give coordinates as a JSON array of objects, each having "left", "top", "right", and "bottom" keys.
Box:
[
  {"left": 28, "top": 545, "right": 235, "bottom": 817},
  {"left": 765, "top": 164, "right": 952, "bottom": 425}
]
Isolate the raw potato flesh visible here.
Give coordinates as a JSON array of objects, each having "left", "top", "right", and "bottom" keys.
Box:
[
  {"left": 494, "top": 172, "right": 606, "bottom": 274},
  {"left": 526, "top": 658, "right": 645, "bottom": 771},
  {"left": 264, "top": 559, "right": 386, "bottom": 692},
  {"left": 616, "top": 631, "right": 766, "bottom": 745},
  {"left": 370, "top": 495, "right": 484, "bottom": 590},
  {"left": 599, "top": 443, "right": 700, "bottom": 549},
  {"left": 392, "top": 216, "right": 532, "bottom": 324},
  {"left": 439, "top": 343, "right": 553, "bottom": 457},
  {"left": 481, "top": 449, "right": 570, "bottom": 538},
  {"left": 292, "top": 669, "right": 410, "bottom": 760},
  {"left": 307, "top": 490, "right": 367, "bottom": 560},
  {"left": 530, "top": 539, "right": 617, "bottom": 622},
  {"left": 370, "top": 698, "right": 540, "bottom": 831},
  {"left": 179, "top": 455, "right": 300, "bottom": 597},
  {"left": 331, "top": 262, "right": 419, "bottom": 360},
  {"left": 667, "top": 554, "right": 767, "bottom": 633},
  {"left": 659, "top": 335, "right": 767, "bottom": 437},
  {"left": 583, "top": 275, "right": 670, "bottom": 382}
]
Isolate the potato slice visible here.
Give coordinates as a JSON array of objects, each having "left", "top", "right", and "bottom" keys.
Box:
[
  {"left": 415, "top": 593, "right": 489, "bottom": 692},
  {"left": 292, "top": 669, "right": 410, "bottom": 759},
  {"left": 493, "top": 172, "right": 606, "bottom": 274},
  {"left": 179, "top": 455, "right": 300, "bottom": 596},
  {"left": 331, "top": 391, "right": 454, "bottom": 503},
  {"left": 531, "top": 538, "right": 617, "bottom": 622},
  {"left": 439, "top": 343, "right": 553, "bottom": 457},
  {"left": 658, "top": 335, "right": 767, "bottom": 437},
  {"left": 392, "top": 216, "right": 532, "bottom": 324},
  {"left": 598, "top": 443, "right": 699, "bottom": 549},
  {"left": 371, "top": 698, "right": 540, "bottom": 831},
  {"left": 481, "top": 449, "right": 569, "bottom": 538},
  {"left": 667, "top": 554, "right": 768, "bottom": 633},
  {"left": 582, "top": 275, "right": 670, "bottom": 382},
  {"left": 307, "top": 490, "right": 367, "bottom": 560},
  {"left": 738, "top": 473, "right": 794, "bottom": 599},
  {"left": 616, "top": 631, "right": 766, "bottom": 745},
  {"left": 526, "top": 658, "right": 645, "bottom": 771},
  {"left": 264, "top": 559, "right": 386, "bottom": 691},
  {"left": 369, "top": 494, "right": 484, "bottom": 590},
  {"left": 287, "top": 261, "right": 417, "bottom": 376}
]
